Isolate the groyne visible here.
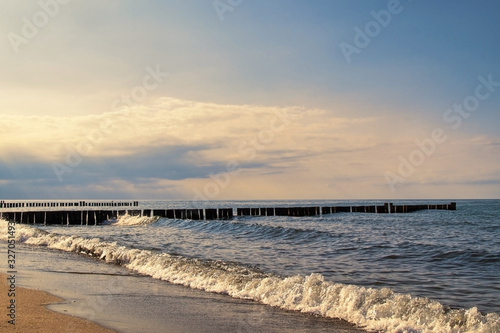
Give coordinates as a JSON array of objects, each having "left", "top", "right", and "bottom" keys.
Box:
[
  {"left": 0, "top": 201, "right": 138, "bottom": 208},
  {"left": 0, "top": 202, "right": 456, "bottom": 225}
]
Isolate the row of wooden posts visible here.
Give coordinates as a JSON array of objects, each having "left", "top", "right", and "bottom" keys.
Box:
[
  {"left": 0, "top": 202, "right": 456, "bottom": 225},
  {"left": 0, "top": 201, "right": 139, "bottom": 209},
  {"left": 0, "top": 209, "right": 234, "bottom": 225},
  {"left": 1, "top": 210, "right": 116, "bottom": 225},
  {"left": 237, "top": 202, "right": 456, "bottom": 216}
]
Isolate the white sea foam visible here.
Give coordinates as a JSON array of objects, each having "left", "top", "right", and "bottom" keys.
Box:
[
  {"left": 110, "top": 213, "right": 158, "bottom": 226},
  {"left": 1, "top": 220, "right": 499, "bottom": 333}
]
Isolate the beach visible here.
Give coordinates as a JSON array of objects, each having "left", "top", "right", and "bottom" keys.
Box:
[
  {"left": 0, "top": 272, "right": 116, "bottom": 333},
  {"left": 1, "top": 241, "right": 364, "bottom": 333}
]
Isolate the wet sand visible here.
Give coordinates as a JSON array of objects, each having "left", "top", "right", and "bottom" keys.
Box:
[
  {"left": 1, "top": 242, "right": 367, "bottom": 333},
  {"left": 0, "top": 272, "right": 116, "bottom": 333}
]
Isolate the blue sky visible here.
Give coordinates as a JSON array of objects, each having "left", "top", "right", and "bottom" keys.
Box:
[{"left": 0, "top": 0, "right": 499, "bottom": 199}]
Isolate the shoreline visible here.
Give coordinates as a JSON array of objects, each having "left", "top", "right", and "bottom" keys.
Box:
[
  {"left": 1, "top": 242, "right": 366, "bottom": 333},
  {"left": 0, "top": 272, "right": 116, "bottom": 333}
]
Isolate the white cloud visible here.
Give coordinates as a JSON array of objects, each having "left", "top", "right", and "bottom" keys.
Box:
[{"left": 1, "top": 96, "right": 498, "bottom": 199}]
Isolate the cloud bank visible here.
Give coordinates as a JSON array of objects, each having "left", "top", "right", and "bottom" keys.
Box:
[{"left": 1, "top": 97, "right": 498, "bottom": 199}]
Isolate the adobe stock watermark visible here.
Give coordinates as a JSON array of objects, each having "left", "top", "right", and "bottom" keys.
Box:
[
  {"left": 237, "top": 307, "right": 272, "bottom": 333},
  {"left": 192, "top": 109, "right": 296, "bottom": 201},
  {"left": 52, "top": 65, "right": 168, "bottom": 182},
  {"left": 7, "top": 0, "right": 71, "bottom": 54},
  {"left": 62, "top": 274, "right": 132, "bottom": 332},
  {"left": 339, "top": 0, "right": 411, "bottom": 64},
  {"left": 213, "top": 0, "right": 243, "bottom": 22},
  {"left": 385, "top": 73, "right": 500, "bottom": 191},
  {"left": 110, "top": 65, "right": 168, "bottom": 112}
]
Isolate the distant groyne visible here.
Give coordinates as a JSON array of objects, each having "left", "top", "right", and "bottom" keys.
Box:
[
  {"left": 0, "top": 201, "right": 139, "bottom": 209},
  {"left": 0, "top": 201, "right": 456, "bottom": 225}
]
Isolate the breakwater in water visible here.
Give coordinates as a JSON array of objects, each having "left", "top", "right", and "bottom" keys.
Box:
[
  {"left": 0, "top": 201, "right": 456, "bottom": 225},
  {"left": 0, "top": 200, "right": 139, "bottom": 208}
]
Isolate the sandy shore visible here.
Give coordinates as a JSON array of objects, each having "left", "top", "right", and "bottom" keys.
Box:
[
  {"left": 0, "top": 272, "right": 116, "bottom": 333},
  {"left": 0, "top": 241, "right": 366, "bottom": 333}
]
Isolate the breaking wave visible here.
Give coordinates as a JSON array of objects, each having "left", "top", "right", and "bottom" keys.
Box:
[
  {"left": 109, "top": 213, "right": 159, "bottom": 226},
  {"left": 1, "top": 220, "right": 499, "bottom": 333}
]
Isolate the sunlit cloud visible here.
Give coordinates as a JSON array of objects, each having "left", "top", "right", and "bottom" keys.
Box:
[{"left": 1, "top": 96, "right": 497, "bottom": 199}]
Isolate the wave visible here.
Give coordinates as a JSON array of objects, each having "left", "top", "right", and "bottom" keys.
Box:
[
  {"left": 108, "top": 213, "right": 159, "bottom": 226},
  {"left": 158, "top": 217, "right": 330, "bottom": 243},
  {"left": 1, "top": 220, "right": 499, "bottom": 333},
  {"left": 430, "top": 249, "right": 500, "bottom": 265}
]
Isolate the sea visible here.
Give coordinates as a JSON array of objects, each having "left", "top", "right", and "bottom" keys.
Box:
[{"left": 1, "top": 199, "right": 499, "bottom": 332}]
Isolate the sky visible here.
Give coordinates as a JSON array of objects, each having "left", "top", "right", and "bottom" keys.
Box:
[{"left": 0, "top": 0, "right": 499, "bottom": 200}]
